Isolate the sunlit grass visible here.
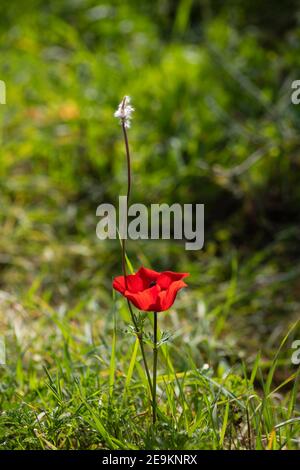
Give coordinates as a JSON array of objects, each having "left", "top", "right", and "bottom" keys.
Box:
[{"left": 0, "top": 287, "right": 299, "bottom": 449}]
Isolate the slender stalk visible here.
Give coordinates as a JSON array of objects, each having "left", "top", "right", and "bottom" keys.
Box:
[
  {"left": 121, "top": 120, "right": 131, "bottom": 292},
  {"left": 122, "top": 123, "right": 131, "bottom": 209},
  {"left": 127, "top": 299, "right": 153, "bottom": 399},
  {"left": 152, "top": 311, "right": 158, "bottom": 424},
  {"left": 120, "top": 119, "right": 153, "bottom": 400}
]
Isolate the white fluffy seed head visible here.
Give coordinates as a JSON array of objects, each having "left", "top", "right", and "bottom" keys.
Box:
[{"left": 114, "top": 95, "right": 134, "bottom": 128}]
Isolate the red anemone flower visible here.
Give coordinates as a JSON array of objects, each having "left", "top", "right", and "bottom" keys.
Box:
[{"left": 113, "top": 267, "right": 189, "bottom": 312}]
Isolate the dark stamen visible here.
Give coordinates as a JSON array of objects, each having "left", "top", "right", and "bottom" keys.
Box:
[{"left": 149, "top": 281, "right": 156, "bottom": 287}]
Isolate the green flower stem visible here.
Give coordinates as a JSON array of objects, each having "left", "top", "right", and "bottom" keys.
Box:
[{"left": 152, "top": 311, "right": 158, "bottom": 424}]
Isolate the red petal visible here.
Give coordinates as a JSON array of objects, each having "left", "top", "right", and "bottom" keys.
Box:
[
  {"left": 157, "top": 271, "right": 189, "bottom": 289},
  {"left": 112, "top": 270, "right": 149, "bottom": 294},
  {"left": 125, "top": 285, "right": 160, "bottom": 311},
  {"left": 157, "top": 280, "right": 187, "bottom": 311},
  {"left": 112, "top": 275, "right": 126, "bottom": 294},
  {"left": 126, "top": 273, "right": 145, "bottom": 292},
  {"left": 136, "top": 267, "right": 160, "bottom": 287}
]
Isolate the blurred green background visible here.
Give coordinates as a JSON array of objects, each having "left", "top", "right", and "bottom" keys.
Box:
[{"left": 0, "top": 0, "right": 300, "bottom": 379}]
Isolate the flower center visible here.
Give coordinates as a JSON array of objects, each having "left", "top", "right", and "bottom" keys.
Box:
[{"left": 149, "top": 281, "right": 156, "bottom": 287}]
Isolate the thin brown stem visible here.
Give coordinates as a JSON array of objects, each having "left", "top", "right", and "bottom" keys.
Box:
[
  {"left": 127, "top": 299, "right": 153, "bottom": 399},
  {"left": 120, "top": 119, "right": 153, "bottom": 400},
  {"left": 152, "top": 311, "right": 158, "bottom": 424},
  {"left": 122, "top": 123, "right": 131, "bottom": 210}
]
